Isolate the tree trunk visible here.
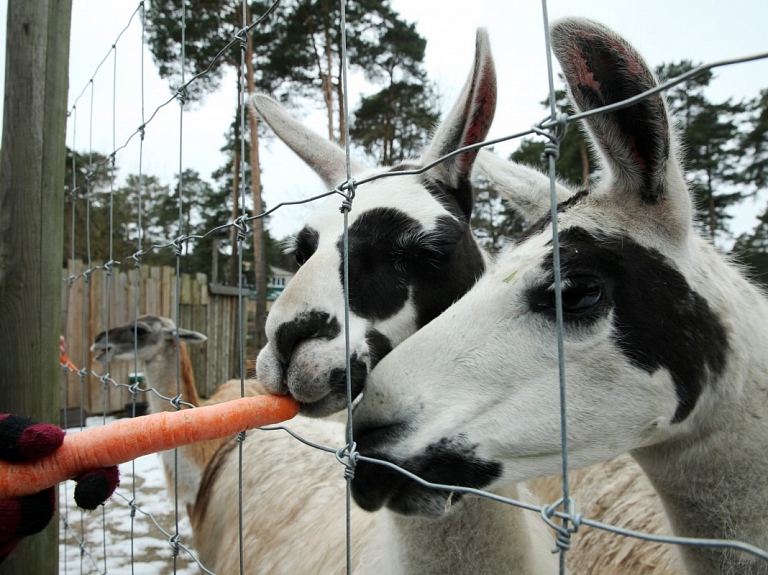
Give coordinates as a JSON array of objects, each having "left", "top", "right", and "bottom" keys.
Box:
[
  {"left": 228, "top": 145, "right": 241, "bottom": 285},
  {"left": 0, "top": 0, "right": 71, "bottom": 573},
  {"left": 336, "top": 42, "right": 345, "bottom": 147},
  {"left": 322, "top": 2, "right": 335, "bottom": 142},
  {"left": 244, "top": 5, "right": 268, "bottom": 351}
]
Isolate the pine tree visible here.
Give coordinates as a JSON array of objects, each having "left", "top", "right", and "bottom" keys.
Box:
[
  {"left": 738, "top": 89, "right": 768, "bottom": 193},
  {"left": 146, "top": 0, "right": 277, "bottom": 347},
  {"left": 470, "top": 171, "right": 527, "bottom": 253},
  {"left": 659, "top": 61, "right": 746, "bottom": 241},
  {"left": 729, "top": 89, "right": 768, "bottom": 283},
  {"left": 510, "top": 88, "right": 592, "bottom": 189},
  {"left": 63, "top": 148, "right": 118, "bottom": 265}
]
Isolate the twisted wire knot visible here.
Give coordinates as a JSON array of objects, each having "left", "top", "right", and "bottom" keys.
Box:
[
  {"left": 169, "top": 394, "right": 184, "bottom": 410},
  {"left": 169, "top": 533, "right": 180, "bottom": 557},
  {"left": 233, "top": 215, "right": 250, "bottom": 243},
  {"left": 99, "top": 373, "right": 111, "bottom": 387},
  {"left": 175, "top": 87, "right": 188, "bottom": 107},
  {"left": 335, "top": 442, "right": 359, "bottom": 481},
  {"left": 532, "top": 111, "right": 570, "bottom": 164},
  {"left": 237, "top": 29, "right": 248, "bottom": 52},
  {"left": 540, "top": 496, "right": 582, "bottom": 554},
  {"left": 77, "top": 367, "right": 89, "bottom": 380},
  {"left": 138, "top": 124, "right": 146, "bottom": 141},
  {"left": 237, "top": 430, "right": 247, "bottom": 443},
  {"left": 338, "top": 179, "right": 357, "bottom": 213},
  {"left": 172, "top": 237, "right": 184, "bottom": 257},
  {"left": 132, "top": 250, "right": 143, "bottom": 268},
  {"left": 128, "top": 498, "right": 137, "bottom": 518}
]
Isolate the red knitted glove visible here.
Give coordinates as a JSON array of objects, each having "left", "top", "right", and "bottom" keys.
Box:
[{"left": 0, "top": 414, "right": 120, "bottom": 563}]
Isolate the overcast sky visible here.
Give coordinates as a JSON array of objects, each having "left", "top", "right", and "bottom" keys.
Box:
[{"left": 1, "top": 0, "right": 767, "bottom": 243}]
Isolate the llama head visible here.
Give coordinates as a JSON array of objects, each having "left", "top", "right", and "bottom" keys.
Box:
[
  {"left": 90, "top": 315, "right": 208, "bottom": 363},
  {"left": 350, "top": 18, "right": 731, "bottom": 517},
  {"left": 253, "top": 29, "right": 496, "bottom": 417}
]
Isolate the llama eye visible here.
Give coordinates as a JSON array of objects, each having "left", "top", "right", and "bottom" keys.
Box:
[
  {"left": 289, "top": 226, "right": 319, "bottom": 268},
  {"left": 556, "top": 283, "right": 602, "bottom": 313}
]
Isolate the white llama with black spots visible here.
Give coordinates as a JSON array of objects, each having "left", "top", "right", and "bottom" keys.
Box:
[
  {"left": 90, "top": 33, "right": 565, "bottom": 575},
  {"left": 248, "top": 20, "right": 687, "bottom": 575},
  {"left": 350, "top": 17, "right": 768, "bottom": 575}
]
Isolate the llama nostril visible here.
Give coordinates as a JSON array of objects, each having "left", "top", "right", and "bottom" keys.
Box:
[{"left": 273, "top": 311, "right": 342, "bottom": 363}]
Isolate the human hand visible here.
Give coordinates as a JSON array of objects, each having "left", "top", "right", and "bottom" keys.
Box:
[{"left": 0, "top": 414, "right": 119, "bottom": 563}]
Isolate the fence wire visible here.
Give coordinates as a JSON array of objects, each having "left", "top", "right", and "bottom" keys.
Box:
[{"left": 57, "top": 0, "right": 768, "bottom": 574}]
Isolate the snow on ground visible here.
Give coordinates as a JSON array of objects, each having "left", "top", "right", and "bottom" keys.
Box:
[{"left": 58, "top": 417, "right": 209, "bottom": 574}]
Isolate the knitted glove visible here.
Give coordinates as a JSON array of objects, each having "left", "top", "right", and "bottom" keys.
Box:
[{"left": 0, "top": 414, "right": 120, "bottom": 563}]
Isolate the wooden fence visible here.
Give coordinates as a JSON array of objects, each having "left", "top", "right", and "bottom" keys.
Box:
[{"left": 61, "top": 260, "right": 244, "bottom": 417}]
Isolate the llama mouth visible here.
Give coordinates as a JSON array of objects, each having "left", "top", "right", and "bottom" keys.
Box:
[
  {"left": 293, "top": 360, "right": 367, "bottom": 417},
  {"left": 89, "top": 343, "right": 112, "bottom": 363},
  {"left": 351, "top": 434, "right": 502, "bottom": 517},
  {"left": 351, "top": 452, "right": 490, "bottom": 517}
]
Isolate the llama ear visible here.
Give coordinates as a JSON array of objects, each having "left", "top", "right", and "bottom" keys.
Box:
[
  {"left": 551, "top": 18, "right": 686, "bottom": 211},
  {"left": 422, "top": 28, "right": 497, "bottom": 217},
  {"left": 474, "top": 149, "right": 573, "bottom": 220},
  {"left": 248, "top": 94, "right": 365, "bottom": 188},
  {"left": 163, "top": 327, "right": 208, "bottom": 344}
]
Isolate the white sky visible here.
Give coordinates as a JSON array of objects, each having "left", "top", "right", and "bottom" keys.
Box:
[{"left": 1, "top": 0, "right": 767, "bottom": 242}]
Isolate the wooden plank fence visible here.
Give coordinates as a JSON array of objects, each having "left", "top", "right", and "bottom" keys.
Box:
[{"left": 61, "top": 260, "right": 243, "bottom": 417}]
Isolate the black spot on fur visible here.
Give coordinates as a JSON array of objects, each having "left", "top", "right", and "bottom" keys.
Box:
[
  {"left": 530, "top": 227, "right": 728, "bottom": 422},
  {"left": 352, "top": 433, "right": 502, "bottom": 515},
  {"left": 339, "top": 208, "right": 484, "bottom": 332},
  {"left": 365, "top": 329, "right": 393, "bottom": 365},
  {"left": 421, "top": 176, "right": 474, "bottom": 221},
  {"left": 273, "top": 311, "right": 340, "bottom": 364}
]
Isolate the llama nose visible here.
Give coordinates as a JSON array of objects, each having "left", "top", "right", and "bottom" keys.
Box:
[{"left": 272, "top": 311, "right": 342, "bottom": 364}]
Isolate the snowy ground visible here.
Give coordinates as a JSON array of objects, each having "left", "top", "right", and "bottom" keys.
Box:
[{"left": 58, "top": 417, "right": 209, "bottom": 575}]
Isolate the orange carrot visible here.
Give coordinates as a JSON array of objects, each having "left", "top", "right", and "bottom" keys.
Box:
[
  {"left": 0, "top": 395, "right": 299, "bottom": 499},
  {"left": 59, "top": 351, "right": 78, "bottom": 372}
]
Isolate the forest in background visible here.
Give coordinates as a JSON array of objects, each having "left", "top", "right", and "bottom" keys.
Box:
[{"left": 64, "top": 1, "right": 768, "bottom": 291}]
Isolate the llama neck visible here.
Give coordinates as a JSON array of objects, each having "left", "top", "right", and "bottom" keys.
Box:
[
  {"left": 632, "top": 272, "right": 768, "bottom": 575},
  {"left": 144, "top": 340, "right": 200, "bottom": 413},
  {"left": 143, "top": 339, "right": 205, "bottom": 512},
  {"left": 633, "top": 417, "right": 768, "bottom": 574},
  {"left": 371, "top": 484, "right": 558, "bottom": 575}
]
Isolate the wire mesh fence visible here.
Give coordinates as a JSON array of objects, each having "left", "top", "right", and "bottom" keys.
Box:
[{"left": 56, "top": 1, "right": 768, "bottom": 574}]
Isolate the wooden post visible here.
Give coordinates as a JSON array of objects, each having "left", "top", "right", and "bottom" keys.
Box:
[{"left": 0, "top": 0, "right": 72, "bottom": 573}]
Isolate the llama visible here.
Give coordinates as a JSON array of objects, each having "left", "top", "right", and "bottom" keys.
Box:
[
  {"left": 89, "top": 28, "right": 683, "bottom": 574},
  {"left": 249, "top": 21, "right": 684, "bottom": 575},
  {"left": 92, "top": 315, "right": 558, "bottom": 574},
  {"left": 86, "top": 33, "right": 563, "bottom": 574},
  {"left": 90, "top": 314, "right": 267, "bottom": 512},
  {"left": 348, "top": 18, "right": 768, "bottom": 575}
]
